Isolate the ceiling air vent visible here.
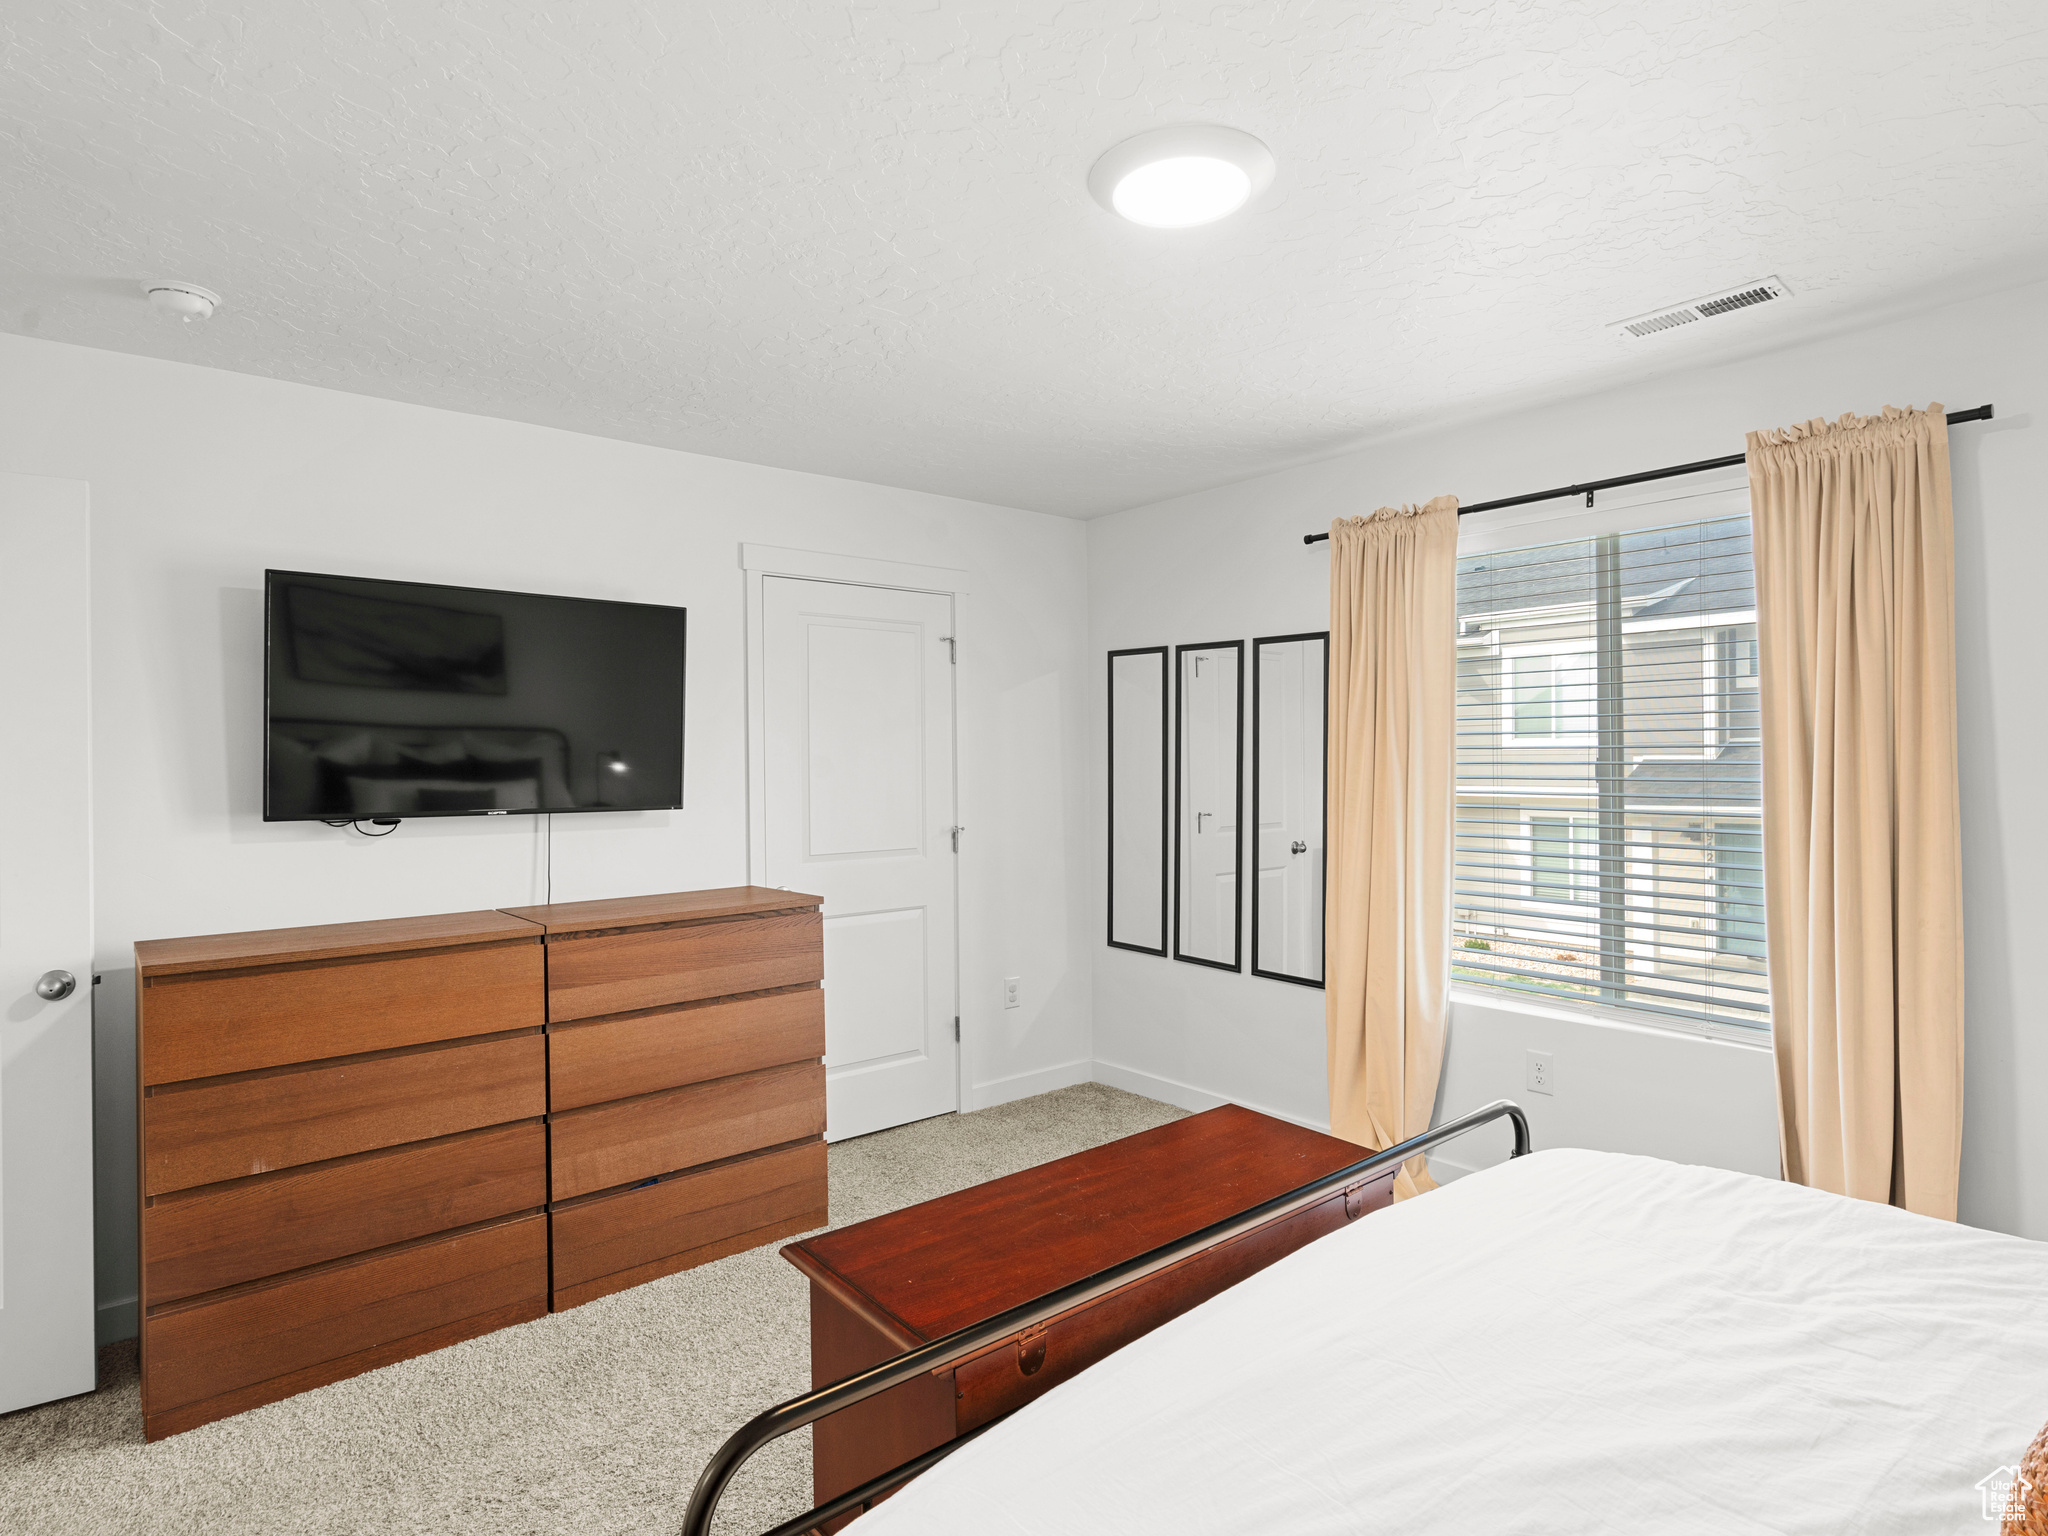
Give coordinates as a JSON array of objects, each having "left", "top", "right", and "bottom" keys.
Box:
[{"left": 1610, "top": 277, "right": 1790, "bottom": 340}]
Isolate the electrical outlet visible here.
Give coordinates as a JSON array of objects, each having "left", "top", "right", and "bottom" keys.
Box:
[
  {"left": 1002, "top": 975, "right": 1021, "bottom": 1010},
  {"left": 1525, "top": 1049, "right": 1554, "bottom": 1096}
]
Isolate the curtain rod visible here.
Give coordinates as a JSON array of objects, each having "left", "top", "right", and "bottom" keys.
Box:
[{"left": 1300, "top": 404, "right": 1995, "bottom": 545}]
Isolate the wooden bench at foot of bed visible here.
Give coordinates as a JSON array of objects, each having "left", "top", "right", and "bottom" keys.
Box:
[{"left": 780, "top": 1104, "right": 1392, "bottom": 1532}]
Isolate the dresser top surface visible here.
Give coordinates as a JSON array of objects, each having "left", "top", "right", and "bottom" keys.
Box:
[
  {"left": 782, "top": 1104, "right": 1372, "bottom": 1344},
  {"left": 136, "top": 909, "right": 543, "bottom": 975},
  {"left": 500, "top": 886, "right": 822, "bottom": 933}
]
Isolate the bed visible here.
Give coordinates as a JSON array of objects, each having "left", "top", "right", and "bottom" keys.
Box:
[{"left": 688, "top": 1111, "right": 2048, "bottom": 1535}]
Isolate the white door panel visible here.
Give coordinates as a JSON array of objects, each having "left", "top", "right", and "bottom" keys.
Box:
[
  {"left": 762, "top": 577, "right": 958, "bottom": 1140},
  {"left": 805, "top": 624, "right": 924, "bottom": 858},
  {"left": 0, "top": 473, "right": 95, "bottom": 1412},
  {"left": 821, "top": 908, "right": 928, "bottom": 1066}
]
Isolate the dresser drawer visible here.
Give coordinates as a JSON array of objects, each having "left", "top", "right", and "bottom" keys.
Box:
[
  {"left": 544, "top": 909, "right": 822, "bottom": 1023},
  {"left": 143, "top": 1212, "right": 547, "bottom": 1420},
  {"left": 548, "top": 987, "right": 823, "bottom": 1111},
  {"left": 142, "top": 937, "right": 544, "bottom": 1085},
  {"left": 549, "top": 1060, "right": 826, "bottom": 1200},
  {"left": 144, "top": 1120, "right": 547, "bottom": 1305},
  {"left": 551, "top": 1140, "right": 827, "bottom": 1307},
  {"left": 948, "top": 1175, "right": 1393, "bottom": 1432},
  {"left": 143, "top": 1033, "right": 546, "bottom": 1196}
]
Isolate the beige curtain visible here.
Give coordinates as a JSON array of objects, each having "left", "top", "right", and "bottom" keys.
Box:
[
  {"left": 1326, "top": 497, "right": 1459, "bottom": 1198},
  {"left": 1748, "top": 405, "right": 1965, "bottom": 1219}
]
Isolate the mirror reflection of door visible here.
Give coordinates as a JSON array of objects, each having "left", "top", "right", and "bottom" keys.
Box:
[
  {"left": 1253, "top": 633, "right": 1327, "bottom": 986},
  {"left": 1175, "top": 641, "right": 1243, "bottom": 969},
  {"left": 1107, "top": 648, "right": 1168, "bottom": 954}
]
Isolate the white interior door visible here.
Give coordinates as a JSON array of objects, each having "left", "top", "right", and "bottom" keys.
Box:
[
  {"left": 0, "top": 473, "right": 95, "bottom": 1412},
  {"left": 761, "top": 576, "right": 959, "bottom": 1141}
]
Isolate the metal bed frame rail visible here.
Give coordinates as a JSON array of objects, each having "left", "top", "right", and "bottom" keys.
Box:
[{"left": 681, "top": 1098, "right": 1534, "bottom": 1536}]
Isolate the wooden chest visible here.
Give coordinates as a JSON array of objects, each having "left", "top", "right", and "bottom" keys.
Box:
[
  {"left": 502, "top": 886, "right": 828, "bottom": 1311},
  {"left": 781, "top": 1104, "right": 1390, "bottom": 1527}
]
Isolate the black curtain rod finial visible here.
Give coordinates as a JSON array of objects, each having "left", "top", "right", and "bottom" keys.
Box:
[{"left": 1301, "top": 404, "right": 1994, "bottom": 545}]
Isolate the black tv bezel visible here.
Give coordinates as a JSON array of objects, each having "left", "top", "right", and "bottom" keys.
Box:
[{"left": 262, "top": 568, "right": 687, "bottom": 823}]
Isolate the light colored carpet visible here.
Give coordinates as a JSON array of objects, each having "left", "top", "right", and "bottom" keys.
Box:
[{"left": 0, "top": 1084, "right": 1186, "bottom": 1536}]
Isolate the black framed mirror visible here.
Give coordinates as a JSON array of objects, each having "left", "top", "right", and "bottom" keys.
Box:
[
  {"left": 1107, "top": 647, "right": 1169, "bottom": 955},
  {"left": 1174, "top": 640, "right": 1243, "bottom": 970},
  {"left": 1251, "top": 632, "right": 1327, "bottom": 987}
]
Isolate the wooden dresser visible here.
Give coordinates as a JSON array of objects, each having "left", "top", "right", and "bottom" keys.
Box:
[
  {"left": 502, "top": 887, "right": 829, "bottom": 1311},
  {"left": 135, "top": 886, "right": 826, "bottom": 1438},
  {"left": 135, "top": 910, "right": 551, "bottom": 1441},
  {"left": 781, "top": 1105, "right": 1388, "bottom": 1529}
]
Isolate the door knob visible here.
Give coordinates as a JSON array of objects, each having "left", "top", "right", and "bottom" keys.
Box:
[
  {"left": 36, "top": 969, "right": 76, "bottom": 1001},
  {"left": 1291, "top": 840, "right": 1308, "bottom": 855}
]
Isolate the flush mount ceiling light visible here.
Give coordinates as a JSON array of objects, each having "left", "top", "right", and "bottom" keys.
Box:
[
  {"left": 144, "top": 281, "right": 220, "bottom": 321},
  {"left": 1088, "top": 125, "right": 1275, "bottom": 229}
]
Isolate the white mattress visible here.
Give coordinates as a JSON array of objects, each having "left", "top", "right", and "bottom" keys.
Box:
[{"left": 846, "top": 1148, "right": 2048, "bottom": 1535}]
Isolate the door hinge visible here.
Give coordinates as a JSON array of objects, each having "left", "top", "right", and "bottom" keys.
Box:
[
  {"left": 950, "top": 824, "right": 964, "bottom": 852},
  {"left": 940, "top": 634, "right": 956, "bottom": 664},
  {"left": 953, "top": 1015, "right": 961, "bottom": 1042}
]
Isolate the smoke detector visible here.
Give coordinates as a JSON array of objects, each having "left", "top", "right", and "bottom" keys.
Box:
[
  {"left": 1609, "top": 277, "right": 1789, "bottom": 340},
  {"left": 144, "top": 282, "right": 220, "bottom": 322}
]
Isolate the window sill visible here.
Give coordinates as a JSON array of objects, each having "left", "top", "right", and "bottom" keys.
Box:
[{"left": 1447, "top": 981, "right": 1773, "bottom": 1051}]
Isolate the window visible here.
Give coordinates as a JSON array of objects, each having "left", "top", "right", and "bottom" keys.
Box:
[
  {"left": 1527, "top": 814, "right": 1596, "bottom": 901},
  {"left": 1506, "top": 650, "right": 1596, "bottom": 742},
  {"left": 1453, "top": 513, "right": 1769, "bottom": 1029},
  {"left": 1709, "top": 626, "right": 1760, "bottom": 745}
]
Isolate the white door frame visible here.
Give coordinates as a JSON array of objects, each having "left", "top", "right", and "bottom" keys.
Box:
[{"left": 740, "top": 543, "right": 972, "bottom": 1118}]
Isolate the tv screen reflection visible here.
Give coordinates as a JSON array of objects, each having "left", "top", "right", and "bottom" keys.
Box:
[{"left": 264, "top": 571, "right": 685, "bottom": 821}]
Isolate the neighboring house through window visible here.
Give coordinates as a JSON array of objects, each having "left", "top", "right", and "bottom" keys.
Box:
[{"left": 1452, "top": 497, "right": 1770, "bottom": 1031}]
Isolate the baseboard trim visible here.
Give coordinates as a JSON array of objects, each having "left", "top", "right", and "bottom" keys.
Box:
[
  {"left": 968, "top": 1058, "right": 1094, "bottom": 1111},
  {"left": 96, "top": 1295, "right": 139, "bottom": 1346},
  {"left": 1089, "top": 1060, "right": 1332, "bottom": 1135}
]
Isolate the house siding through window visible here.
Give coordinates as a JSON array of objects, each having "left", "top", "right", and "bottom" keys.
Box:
[{"left": 1453, "top": 515, "right": 1768, "bottom": 1027}]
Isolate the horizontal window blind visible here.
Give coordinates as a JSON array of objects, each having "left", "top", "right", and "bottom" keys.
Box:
[{"left": 1453, "top": 514, "right": 1769, "bottom": 1028}]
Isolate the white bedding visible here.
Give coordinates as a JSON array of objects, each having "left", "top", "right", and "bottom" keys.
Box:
[{"left": 846, "top": 1149, "right": 2048, "bottom": 1535}]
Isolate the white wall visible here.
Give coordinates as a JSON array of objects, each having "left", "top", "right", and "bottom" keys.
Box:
[
  {"left": 0, "top": 333, "right": 1096, "bottom": 1343},
  {"left": 7, "top": 273, "right": 2039, "bottom": 1344},
  {"left": 1088, "top": 279, "right": 2048, "bottom": 1242}
]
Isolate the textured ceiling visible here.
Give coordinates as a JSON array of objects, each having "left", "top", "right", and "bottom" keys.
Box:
[{"left": 4, "top": 3, "right": 2046, "bottom": 516}]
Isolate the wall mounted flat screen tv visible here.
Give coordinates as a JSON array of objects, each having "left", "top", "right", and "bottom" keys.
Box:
[{"left": 264, "top": 570, "right": 685, "bottom": 821}]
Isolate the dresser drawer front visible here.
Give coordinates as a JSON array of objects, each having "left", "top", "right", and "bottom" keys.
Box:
[
  {"left": 144, "top": 1034, "right": 546, "bottom": 1196},
  {"left": 145, "top": 1120, "right": 547, "bottom": 1305},
  {"left": 552, "top": 1141, "right": 827, "bottom": 1292},
  {"left": 951, "top": 1178, "right": 1393, "bottom": 1432},
  {"left": 544, "top": 910, "right": 823, "bottom": 1023},
  {"left": 143, "top": 1213, "right": 547, "bottom": 1415},
  {"left": 548, "top": 988, "right": 823, "bottom": 1111},
  {"left": 549, "top": 1060, "right": 826, "bottom": 1200},
  {"left": 142, "top": 938, "right": 544, "bottom": 1085}
]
